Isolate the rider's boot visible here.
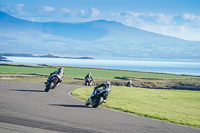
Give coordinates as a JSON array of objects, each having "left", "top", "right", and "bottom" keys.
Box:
[{"left": 103, "top": 98, "right": 107, "bottom": 103}]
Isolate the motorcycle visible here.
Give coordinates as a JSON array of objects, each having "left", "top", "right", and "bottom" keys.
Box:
[
  {"left": 45, "top": 75, "right": 59, "bottom": 92},
  {"left": 85, "top": 78, "right": 93, "bottom": 86},
  {"left": 126, "top": 80, "right": 134, "bottom": 87},
  {"left": 85, "top": 89, "right": 109, "bottom": 108},
  {"left": 126, "top": 83, "right": 134, "bottom": 87}
]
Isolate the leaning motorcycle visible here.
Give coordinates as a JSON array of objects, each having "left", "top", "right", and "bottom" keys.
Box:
[
  {"left": 85, "top": 79, "right": 93, "bottom": 86},
  {"left": 85, "top": 89, "right": 109, "bottom": 108},
  {"left": 45, "top": 75, "right": 59, "bottom": 92}
]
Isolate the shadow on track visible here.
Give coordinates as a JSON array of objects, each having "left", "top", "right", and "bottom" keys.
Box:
[
  {"left": 49, "top": 104, "right": 91, "bottom": 108},
  {"left": 11, "top": 89, "right": 44, "bottom": 92}
]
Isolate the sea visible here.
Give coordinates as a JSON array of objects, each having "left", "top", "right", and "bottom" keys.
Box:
[{"left": 1, "top": 56, "right": 200, "bottom": 76}]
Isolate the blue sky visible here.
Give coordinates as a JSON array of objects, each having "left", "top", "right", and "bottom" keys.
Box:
[{"left": 0, "top": 0, "right": 200, "bottom": 41}]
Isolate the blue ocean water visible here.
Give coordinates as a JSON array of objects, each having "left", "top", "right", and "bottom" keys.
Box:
[{"left": 2, "top": 56, "right": 200, "bottom": 76}]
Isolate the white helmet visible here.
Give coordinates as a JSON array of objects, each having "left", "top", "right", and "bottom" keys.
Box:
[{"left": 105, "top": 81, "right": 111, "bottom": 87}]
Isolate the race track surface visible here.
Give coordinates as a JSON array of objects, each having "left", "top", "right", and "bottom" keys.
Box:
[{"left": 0, "top": 81, "right": 199, "bottom": 133}]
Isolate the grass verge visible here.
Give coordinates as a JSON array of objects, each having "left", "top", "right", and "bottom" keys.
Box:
[
  {"left": 71, "top": 86, "right": 200, "bottom": 128},
  {"left": 1, "top": 63, "right": 200, "bottom": 90}
]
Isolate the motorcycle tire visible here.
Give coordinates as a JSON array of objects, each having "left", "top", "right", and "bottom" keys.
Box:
[
  {"left": 85, "top": 100, "right": 90, "bottom": 106},
  {"left": 45, "top": 82, "right": 55, "bottom": 92},
  {"left": 92, "top": 97, "right": 100, "bottom": 108}
]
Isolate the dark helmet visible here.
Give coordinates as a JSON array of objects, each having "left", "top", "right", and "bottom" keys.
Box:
[
  {"left": 57, "top": 67, "right": 64, "bottom": 74},
  {"left": 58, "top": 67, "right": 63, "bottom": 71}
]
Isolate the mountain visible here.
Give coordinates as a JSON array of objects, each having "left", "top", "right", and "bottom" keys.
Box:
[{"left": 0, "top": 11, "right": 200, "bottom": 59}]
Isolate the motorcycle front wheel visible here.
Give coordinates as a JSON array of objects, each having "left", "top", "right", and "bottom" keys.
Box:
[
  {"left": 92, "top": 97, "right": 100, "bottom": 108},
  {"left": 45, "top": 82, "right": 55, "bottom": 92},
  {"left": 85, "top": 99, "right": 90, "bottom": 106}
]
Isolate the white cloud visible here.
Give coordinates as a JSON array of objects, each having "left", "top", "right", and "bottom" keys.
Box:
[
  {"left": 1, "top": 4, "right": 199, "bottom": 41},
  {"left": 0, "top": 3, "right": 26, "bottom": 14},
  {"left": 80, "top": 9, "right": 86, "bottom": 16},
  {"left": 90, "top": 8, "right": 101, "bottom": 18},
  {"left": 136, "top": 24, "right": 200, "bottom": 41},
  {"left": 156, "top": 14, "right": 174, "bottom": 24},
  {"left": 182, "top": 13, "right": 200, "bottom": 27},
  {"left": 69, "top": 9, "right": 87, "bottom": 17},
  {"left": 62, "top": 8, "right": 71, "bottom": 13},
  {"left": 106, "top": 11, "right": 200, "bottom": 41},
  {"left": 183, "top": 13, "right": 196, "bottom": 20},
  {"left": 42, "top": 6, "right": 54, "bottom": 12},
  {"left": 128, "top": 12, "right": 145, "bottom": 17},
  {"left": 65, "top": 8, "right": 101, "bottom": 19},
  {"left": 16, "top": 4, "right": 25, "bottom": 11},
  {"left": 147, "top": 12, "right": 156, "bottom": 17}
]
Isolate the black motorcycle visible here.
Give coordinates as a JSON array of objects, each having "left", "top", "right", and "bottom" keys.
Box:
[
  {"left": 45, "top": 75, "right": 59, "bottom": 92},
  {"left": 85, "top": 78, "right": 93, "bottom": 86},
  {"left": 85, "top": 89, "right": 109, "bottom": 108}
]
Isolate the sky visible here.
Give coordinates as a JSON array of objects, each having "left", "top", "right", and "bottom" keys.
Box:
[{"left": 0, "top": 0, "right": 200, "bottom": 41}]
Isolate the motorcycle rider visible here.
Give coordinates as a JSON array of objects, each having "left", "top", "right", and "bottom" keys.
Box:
[
  {"left": 90, "top": 81, "right": 111, "bottom": 103},
  {"left": 126, "top": 80, "right": 134, "bottom": 87},
  {"left": 85, "top": 73, "right": 93, "bottom": 85},
  {"left": 45, "top": 67, "right": 64, "bottom": 87}
]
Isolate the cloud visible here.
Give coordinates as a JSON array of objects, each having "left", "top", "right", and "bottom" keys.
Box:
[
  {"left": 107, "top": 11, "right": 200, "bottom": 41},
  {"left": 182, "top": 13, "right": 200, "bottom": 26},
  {"left": 0, "top": 4, "right": 26, "bottom": 15},
  {"left": 183, "top": 13, "right": 196, "bottom": 20},
  {"left": 90, "top": 8, "right": 101, "bottom": 18},
  {"left": 64, "top": 8, "right": 101, "bottom": 20},
  {"left": 62, "top": 8, "right": 71, "bottom": 13},
  {"left": 110, "top": 11, "right": 175, "bottom": 25},
  {"left": 16, "top": 4, "right": 25, "bottom": 11},
  {"left": 0, "top": 4, "right": 199, "bottom": 41},
  {"left": 69, "top": 9, "right": 86, "bottom": 17},
  {"left": 42, "top": 6, "right": 54, "bottom": 12},
  {"left": 80, "top": 9, "right": 86, "bottom": 16},
  {"left": 156, "top": 14, "right": 174, "bottom": 25},
  {"left": 143, "top": 25, "right": 200, "bottom": 41}
]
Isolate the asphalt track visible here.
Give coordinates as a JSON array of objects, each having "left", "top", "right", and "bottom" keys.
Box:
[{"left": 0, "top": 81, "right": 199, "bottom": 133}]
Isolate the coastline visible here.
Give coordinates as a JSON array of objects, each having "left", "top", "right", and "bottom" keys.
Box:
[
  {"left": 0, "top": 56, "right": 11, "bottom": 62},
  {"left": 1, "top": 55, "right": 200, "bottom": 76},
  {"left": 0, "top": 53, "right": 94, "bottom": 60}
]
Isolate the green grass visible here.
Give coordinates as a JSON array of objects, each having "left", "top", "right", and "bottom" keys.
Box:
[
  {"left": 0, "top": 65, "right": 54, "bottom": 75},
  {"left": 0, "top": 63, "right": 196, "bottom": 79},
  {"left": 71, "top": 86, "right": 200, "bottom": 128}
]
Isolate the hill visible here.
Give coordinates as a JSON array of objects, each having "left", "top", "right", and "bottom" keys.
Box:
[{"left": 0, "top": 11, "right": 200, "bottom": 59}]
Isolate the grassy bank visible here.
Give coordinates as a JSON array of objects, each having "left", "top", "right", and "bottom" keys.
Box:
[
  {"left": 0, "top": 63, "right": 200, "bottom": 90},
  {"left": 71, "top": 86, "right": 200, "bottom": 128}
]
